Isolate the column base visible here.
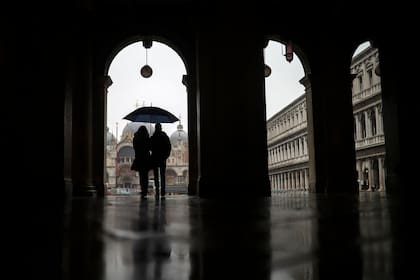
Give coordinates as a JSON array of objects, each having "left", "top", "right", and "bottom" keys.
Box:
[
  {"left": 198, "top": 175, "right": 271, "bottom": 198},
  {"left": 73, "top": 184, "right": 97, "bottom": 197}
]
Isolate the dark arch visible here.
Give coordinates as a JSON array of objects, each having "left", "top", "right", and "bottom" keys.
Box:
[
  {"left": 265, "top": 35, "right": 311, "bottom": 75},
  {"left": 104, "top": 35, "right": 190, "bottom": 76},
  {"left": 166, "top": 169, "right": 178, "bottom": 185}
]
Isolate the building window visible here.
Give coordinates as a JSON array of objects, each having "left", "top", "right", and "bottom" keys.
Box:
[
  {"left": 361, "top": 114, "right": 366, "bottom": 138},
  {"left": 367, "top": 69, "right": 373, "bottom": 87},
  {"left": 371, "top": 110, "right": 377, "bottom": 136},
  {"left": 358, "top": 75, "right": 363, "bottom": 92},
  {"left": 354, "top": 117, "right": 357, "bottom": 139}
]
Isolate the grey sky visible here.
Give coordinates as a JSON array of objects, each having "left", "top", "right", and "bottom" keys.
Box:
[
  {"left": 264, "top": 40, "right": 305, "bottom": 119},
  {"left": 107, "top": 40, "right": 367, "bottom": 138},
  {"left": 107, "top": 42, "right": 187, "bottom": 138}
]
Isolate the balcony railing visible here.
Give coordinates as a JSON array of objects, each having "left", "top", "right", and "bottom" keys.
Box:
[
  {"left": 355, "top": 134, "right": 385, "bottom": 149},
  {"left": 352, "top": 83, "right": 381, "bottom": 104}
]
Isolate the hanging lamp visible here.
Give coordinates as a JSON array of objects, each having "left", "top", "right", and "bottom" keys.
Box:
[
  {"left": 140, "top": 40, "right": 153, "bottom": 78},
  {"left": 284, "top": 40, "right": 293, "bottom": 63},
  {"left": 264, "top": 64, "right": 272, "bottom": 77}
]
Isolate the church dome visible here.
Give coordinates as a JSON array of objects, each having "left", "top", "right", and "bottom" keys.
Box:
[
  {"left": 170, "top": 123, "right": 188, "bottom": 147},
  {"left": 121, "top": 122, "right": 154, "bottom": 139},
  {"left": 106, "top": 127, "right": 116, "bottom": 145},
  {"left": 118, "top": 145, "right": 135, "bottom": 158}
]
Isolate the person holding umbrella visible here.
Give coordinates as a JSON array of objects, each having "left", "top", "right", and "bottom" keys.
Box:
[
  {"left": 132, "top": 125, "right": 152, "bottom": 198},
  {"left": 150, "top": 123, "right": 172, "bottom": 197},
  {"left": 124, "top": 105, "right": 178, "bottom": 197}
]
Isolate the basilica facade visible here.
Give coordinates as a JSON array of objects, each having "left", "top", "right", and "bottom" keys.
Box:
[
  {"left": 267, "top": 45, "right": 385, "bottom": 192},
  {"left": 105, "top": 121, "right": 189, "bottom": 194}
]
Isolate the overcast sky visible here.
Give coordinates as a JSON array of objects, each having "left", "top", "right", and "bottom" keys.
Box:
[
  {"left": 107, "top": 40, "right": 369, "bottom": 138},
  {"left": 107, "top": 42, "right": 187, "bottom": 138}
]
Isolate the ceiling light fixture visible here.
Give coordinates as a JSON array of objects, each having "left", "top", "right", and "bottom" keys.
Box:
[{"left": 140, "top": 40, "right": 153, "bottom": 78}]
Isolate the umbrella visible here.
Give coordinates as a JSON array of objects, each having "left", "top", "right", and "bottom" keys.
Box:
[{"left": 123, "top": 106, "right": 179, "bottom": 123}]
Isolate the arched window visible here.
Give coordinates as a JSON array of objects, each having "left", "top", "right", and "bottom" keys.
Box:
[
  {"left": 361, "top": 114, "right": 366, "bottom": 138},
  {"left": 370, "top": 109, "right": 377, "bottom": 136}
]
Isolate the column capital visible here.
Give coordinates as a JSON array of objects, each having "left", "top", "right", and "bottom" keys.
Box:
[
  {"left": 104, "top": 75, "right": 113, "bottom": 90},
  {"left": 262, "top": 38, "right": 270, "bottom": 49},
  {"left": 95, "top": 75, "right": 113, "bottom": 93},
  {"left": 182, "top": 74, "right": 189, "bottom": 87},
  {"left": 299, "top": 74, "right": 311, "bottom": 88}
]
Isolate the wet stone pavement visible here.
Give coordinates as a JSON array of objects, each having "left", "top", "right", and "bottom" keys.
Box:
[{"left": 61, "top": 192, "right": 403, "bottom": 280}]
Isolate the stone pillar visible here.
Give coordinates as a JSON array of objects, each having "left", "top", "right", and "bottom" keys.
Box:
[
  {"left": 272, "top": 149, "right": 276, "bottom": 164},
  {"left": 281, "top": 146, "right": 284, "bottom": 161},
  {"left": 357, "top": 160, "right": 363, "bottom": 191},
  {"left": 71, "top": 37, "right": 96, "bottom": 196},
  {"left": 273, "top": 148, "right": 277, "bottom": 164},
  {"left": 91, "top": 74, "right": 111, "bottom": 197},
  {"left": 377, "top": 104, "right": 383, "bottom": 135},
  {"left": 366, "top": 160, "right": 372, "bottom": 191},
  {"left": 378, "top": 157, "right": 385, "bottom": 191},
  {"left": 271, "top": 175, "right": 275, "bottom": 191},
  {"left": 196, "top": 29, "right": 270, "bottom": 197},
  {"left": 357, "top": 114, "right": 363, "bottom": 140},
  {"left": 300, "top": 170, "right": 304, "bottom": 190},
  {"left": 365, "top": 111, "right": 371, "bottom": 138},
  {"left": 278, "top": 173, "right": 282, "bottom": 191},
  {"left": 182, "top": 74, "right": 199, "bottom": 196},
  {"left": 300, "top": 75, "right": 316, "bottom": 192},
  {"left": 300, "top": 138, "right": 303, "bottom": 156},
  {"left": 303, "top": 55, "right": 357, "bottom": 193},
  {"left": 375, "top": 105, "right": 380, "bottom": 136},
  {"left": 354, "top": 115, "right": 360, "bottom": 141},
  {"left": 292, "top": 172, "right": 295, "bottom": 190},
  {"left": 291, "top": 142, "right": 295, "bottom": 159}
]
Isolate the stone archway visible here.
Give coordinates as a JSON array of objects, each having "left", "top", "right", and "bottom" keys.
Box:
[{"left": 101, "top": 35, "right": 197, "bottom": 197}]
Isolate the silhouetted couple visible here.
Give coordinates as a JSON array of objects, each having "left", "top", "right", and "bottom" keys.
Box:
[{"left": 132, "top": 123, "right": 171, "bottom": 198}]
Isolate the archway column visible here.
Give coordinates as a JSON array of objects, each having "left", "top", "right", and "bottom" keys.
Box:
[
  {"left": 91, "top": 74, "right": 112, "bottom": 197},
  {"left": 378, "top": 157, "right": 385, "bottom": 191},
  {"left": 302, "top": 52, "right": 358, "bottom": 193},
  {"left": 366, "top": 160, "right": 373, "bottom": 191},
  {"left": 196, "top": 28, "right": 270, "bottom": 197},
  {"left": 182, "top": 74, "right": 199, "bottom": 196},
  {"left": 300, "top": 75, "right": 316, "bottom": 192},
  {"left": 71, "top": 34, "right": 96, "bottom": 196}
]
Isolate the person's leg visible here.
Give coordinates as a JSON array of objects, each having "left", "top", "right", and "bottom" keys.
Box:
[
  {"left": 153, "top": 166, "right": 160, "bottom": 194},
  {"left": 160, "top": 161, "right": 166, "bottom": 196},
  {"left": 140, "top": 169, "right": 148, "bottom": 197}
]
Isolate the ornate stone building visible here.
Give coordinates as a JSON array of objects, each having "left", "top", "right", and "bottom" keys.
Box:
[
  {"left": 105, "top": 121, "right": 189, "bottom": 194},
  {"left": 267, "top": 45, "right": 385, "bottom": 192},
  {"left": 167, "top": 123, "right": 189, "bottom": 187},
  {"left": 105, "top": 127, "right": 117, "bottom": 191},
  {"left": 267, "top": 94, "right": 310, "bottom": 193},
  {"left": 351, "top": 46, "right": 385, "bottom": 191}
]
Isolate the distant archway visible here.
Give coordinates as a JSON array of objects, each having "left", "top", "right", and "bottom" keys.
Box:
[
  {"left": 264, "top": 37, "right": 313, "bottom": 193},
  {"left": 351, "top": 40, "right": 386, "bottom": 192},
  {"left": 104, "top": 37, "right": 192, "bottom": 195}
]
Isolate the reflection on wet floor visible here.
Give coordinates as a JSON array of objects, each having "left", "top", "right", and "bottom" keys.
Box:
[{"left": 62, "top": 192, "right": 399, "bottom": 280}]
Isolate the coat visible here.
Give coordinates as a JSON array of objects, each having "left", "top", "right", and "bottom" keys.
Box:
[
  {"left": 132, "top": 132, "right": 151, "bottom": 171},
  {"left": 150, "top": 131, "right": 171, "bottom": 165}
]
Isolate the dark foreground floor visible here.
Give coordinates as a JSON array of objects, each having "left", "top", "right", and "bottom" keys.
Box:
[{"left": 53, "top": 191, "right": 409, "bottom": 280}]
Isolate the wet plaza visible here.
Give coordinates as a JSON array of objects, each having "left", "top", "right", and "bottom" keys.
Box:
[{"left": 60, "top": 191, "right": 405, "bottom": 280}]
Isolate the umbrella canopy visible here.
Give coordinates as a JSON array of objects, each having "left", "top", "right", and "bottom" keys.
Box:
[{"left": 123, "top": 106, "right": 179, "bottom": 123}]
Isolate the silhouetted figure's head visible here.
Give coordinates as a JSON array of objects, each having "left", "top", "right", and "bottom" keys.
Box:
[
  {"left": 137, "top": 125, "right": 149, "bottom": 139},
  {"left": 155, "top": 123, "right": 162, "bottom": 132}
]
